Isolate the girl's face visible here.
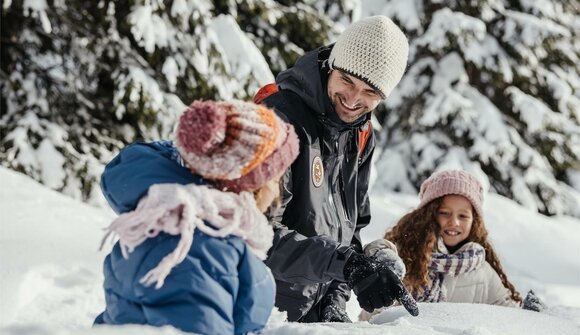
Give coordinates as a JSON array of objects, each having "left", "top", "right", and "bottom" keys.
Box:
[
  {"left": 436, "top": 194, "right": 474, "bottom": 247},
  {"left": 254, "top": 175, "right": 282, "bottom": 213}
]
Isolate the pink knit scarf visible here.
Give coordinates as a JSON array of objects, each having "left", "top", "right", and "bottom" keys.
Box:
[{"left": 100, "top": 183, "right": 273, "bottom": 289}]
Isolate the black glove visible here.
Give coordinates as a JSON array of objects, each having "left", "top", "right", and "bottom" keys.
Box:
[
  {"left": 522, "top": 290, "right": 546, "bottom": 312},
  {"left": 320, "top": 304, "right": 352, "bottom": 322},
  {"left": 344, "top": 253, "right": 419, "bottom": 316}
]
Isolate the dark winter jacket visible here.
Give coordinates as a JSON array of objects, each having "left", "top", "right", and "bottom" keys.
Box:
[
  {"left": 260, "top": 45, "right": 375, "bottom": 321},
  {"left": 95, "top": 141, "right": 275, "bottom": 334}
]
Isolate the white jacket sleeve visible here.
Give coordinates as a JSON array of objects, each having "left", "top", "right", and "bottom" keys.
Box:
[{"left": 483, "top": 262, "right": 519, "bottom": 307}]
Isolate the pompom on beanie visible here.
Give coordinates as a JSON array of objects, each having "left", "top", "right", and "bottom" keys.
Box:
[
  {"left": 329, "top": 15, "right": 409, "bottom": 99},
  {"left": 418, "top": 170, "right": 484, "bottom": 218},
  {"left": 174, "top": 99, "right": 299, "bottom": 193}
]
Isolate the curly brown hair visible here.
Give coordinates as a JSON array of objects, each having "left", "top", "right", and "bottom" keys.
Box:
[{"left": 384, "top": 197, "right": 522, "bottom": 303}]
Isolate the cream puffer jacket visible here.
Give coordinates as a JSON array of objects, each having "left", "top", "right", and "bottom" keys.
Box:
[{"left": 359, "top": 239, "right": 517, "bottom": 321}]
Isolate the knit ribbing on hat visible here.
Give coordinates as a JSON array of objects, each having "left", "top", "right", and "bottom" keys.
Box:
[
  {"left": 328, "top": 16, "right": 409, "bottom": 99},
  {"left": 417, "top": 170, "right": 484, "bottom": 218},
  {"left": 175, "top": 100, "right": 281, "bottom": 181},
  {"left": 218, "top": 123, "right": 300, "bottom": 193}
]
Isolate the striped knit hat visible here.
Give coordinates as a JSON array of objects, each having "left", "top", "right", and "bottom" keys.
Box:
[
  {"left": 174, "top": 99, "right": 299, "bottom": 193},
  {"left": 329, "top": 15, "right": 409, "bottom": 99},
  {"left": 417, "top": 170, "right": 484, "bottom": 218}
]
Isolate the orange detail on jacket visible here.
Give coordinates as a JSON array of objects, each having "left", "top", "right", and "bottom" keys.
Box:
[{"left": 253, "top": 83, "right": 372, "bottom": 158}]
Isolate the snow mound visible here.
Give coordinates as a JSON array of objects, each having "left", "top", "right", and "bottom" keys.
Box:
[
  {"left": 370, "top": 303, "right": 579, "bottom": 335},
  {"left": 0, "top": 167, "right": 114, "bottom": 326}
]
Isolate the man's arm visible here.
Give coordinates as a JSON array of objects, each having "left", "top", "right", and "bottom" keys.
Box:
[
  {"left": 264, "top": 168, "right": 355, "bottom": 285},
  {"left": 101, "top": 141, "right": 204, "bottom": 214}
]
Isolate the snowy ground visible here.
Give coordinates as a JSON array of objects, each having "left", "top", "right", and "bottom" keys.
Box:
[{"left": 1, "top": 166, "right": 579, "bottom": 334}]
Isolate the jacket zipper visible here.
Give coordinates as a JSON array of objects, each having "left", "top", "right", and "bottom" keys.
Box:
[{"left": 328, "top": 138, "right": 343, "bottom": 244}]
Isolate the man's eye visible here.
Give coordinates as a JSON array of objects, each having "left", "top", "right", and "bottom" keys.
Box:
[{"left": 365, "top": 91, "right": 379, "bottom": 99}]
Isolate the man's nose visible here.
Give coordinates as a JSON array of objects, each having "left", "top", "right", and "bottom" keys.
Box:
[{"left": 343, "top": 90, "right": 362, "bottom": 106}]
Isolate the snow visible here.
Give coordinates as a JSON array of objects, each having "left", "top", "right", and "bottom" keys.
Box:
[
  {"left": 128, "top": 3, "right": 170, "bottom": 53},
  {"left": 161, "top": 57, "right": 179, "bottom": 91},
  {"left": 503, "top": 10, "right": 570, "bottom": 47},
  {"left": 569, "top": 169, "right": 580, "bottom": 192},
  {"left": 1, "top": 167, "right": 579, "bottom": 334},
  {"left": 361, "top": 0, "right": 423, "bottom": 33},
  {"left": 113, "top": 65, "right": 165, "bottom": 120},
  {"left": 369, "top": 303, "right": 577, "bottom": 334},
  {"left": 0, "top": 167, "right": 113, "bottom": 327},
  {"left": 36, "top": 139, "right": 65, "bottom": 189},
  {"left": 414, "top": 8, "right": 486, "bottom": 53},
  {"left": 23, "top": 0, "right": 52, "bottom": 33},
  {"left": 208, "top": 15, "right": 275, "bottom": 87},
  {"left": 463, "top": 35, "right": 513, "bottom": 82}
]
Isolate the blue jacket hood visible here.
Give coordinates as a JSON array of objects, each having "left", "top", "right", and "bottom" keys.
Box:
[{"left": 101, "top": 141, "right": 206, "bottom": 214}]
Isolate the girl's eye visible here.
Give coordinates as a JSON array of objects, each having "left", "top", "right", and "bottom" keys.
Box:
[{"left": 438, "top": 211, "right": 450, "bottom": 217}]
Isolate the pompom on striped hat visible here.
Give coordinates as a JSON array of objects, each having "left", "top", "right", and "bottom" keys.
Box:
[
  {"left": 417, "top": 169, "right": 484, "bottom": 218},
  {"left": 174, "top": 99, "right": 299, "bottom": 193}
]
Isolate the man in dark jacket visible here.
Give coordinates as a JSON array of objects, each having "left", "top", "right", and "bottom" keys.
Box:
[
  {"left": 256, "top": 16, "right": 415, "bottom": 322},
  {"left": 99, "top": 16, "right": 417, "bottom": 324}
]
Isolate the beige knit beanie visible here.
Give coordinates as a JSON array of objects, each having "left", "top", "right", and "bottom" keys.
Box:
[{"left": 329, "top": 16, "right": 409, "bottom": 99}]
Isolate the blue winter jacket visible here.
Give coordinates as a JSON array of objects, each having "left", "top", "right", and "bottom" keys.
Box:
[{"left": 95, "top": 141, "right": 275, "bottom": 335}]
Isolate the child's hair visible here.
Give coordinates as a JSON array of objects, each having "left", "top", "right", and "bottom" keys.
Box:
[
  {"left": 384, "top": 197, "right": 522, "bottom": 303},
  {"left": 253, "top": 177, "right": 283, "bottom": 210}
]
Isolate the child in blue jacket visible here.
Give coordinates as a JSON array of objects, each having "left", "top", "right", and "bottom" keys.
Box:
[{"left": 94, "top": 99, "right": 300, "bottom": 335}]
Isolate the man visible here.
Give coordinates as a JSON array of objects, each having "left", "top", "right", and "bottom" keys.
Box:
[
  {"left": 99, "top": 16, "right": 416, "bottom": 323},
  {"left": 257, "top": 15, "right": 414, "bottom": 322}
]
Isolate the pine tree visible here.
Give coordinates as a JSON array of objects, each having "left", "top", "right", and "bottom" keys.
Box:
[
  {"left": 1, "top": 0, "right": 345, "bottom": 205},
  {"left": 368, "top": 0, "right": 580, "bottom": 216}
]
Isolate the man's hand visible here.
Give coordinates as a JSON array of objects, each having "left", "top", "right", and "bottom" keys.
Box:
[{"left": 344, "top": 253, "right": 419, "bottom": 316}]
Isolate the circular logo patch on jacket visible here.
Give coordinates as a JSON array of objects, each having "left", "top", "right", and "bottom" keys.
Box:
[{"left": 312, "top": 156, "right": 324, "bottom": 188}]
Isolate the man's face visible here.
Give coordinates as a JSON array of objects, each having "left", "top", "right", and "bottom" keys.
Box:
[{"left": 327, "top": 70, "right": 382, "bottom": 123}]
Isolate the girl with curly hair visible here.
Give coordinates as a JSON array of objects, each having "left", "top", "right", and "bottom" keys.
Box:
[{"left": 360, "top": 169, "right": 524, "bottom": 320}]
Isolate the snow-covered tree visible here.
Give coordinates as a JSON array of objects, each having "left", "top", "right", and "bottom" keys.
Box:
[
  {"left": 365, "top": 0, "right": 580, "bottom": 217},
  {"left": 1, "top": 0, "right": 346, "bottom": 206},
  {"left": 5, "top": 0, "right": 575, "bottom": 218}
]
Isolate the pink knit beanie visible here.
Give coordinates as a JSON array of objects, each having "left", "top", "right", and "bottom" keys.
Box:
[
  {"left": 174, "top": 99, "right": 299, "bottom": 193},
  {"left": 418, "top": 170, "right": 484, "bottom": 217}
]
